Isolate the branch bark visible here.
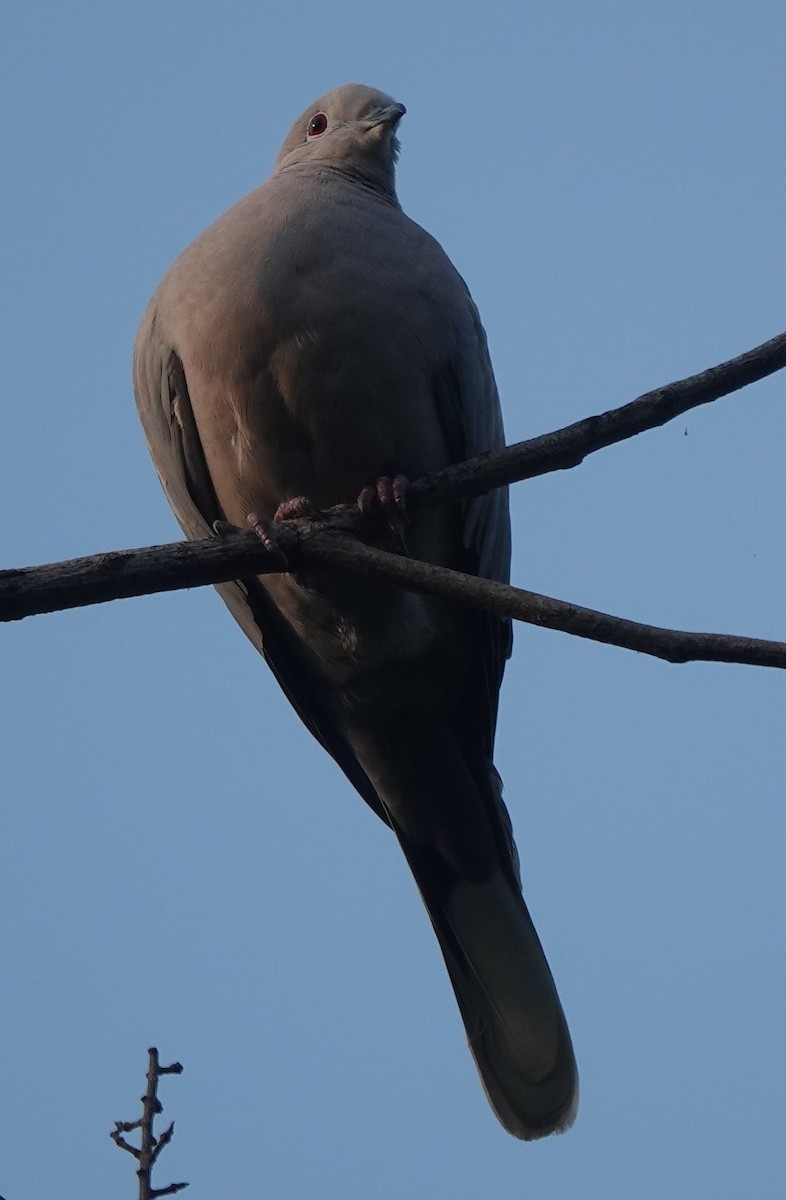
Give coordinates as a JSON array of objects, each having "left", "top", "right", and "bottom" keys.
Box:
[
  {"left": 110, "top": 1047, "right": 188, "bottom": 1200},
  {"left": 406, "top": 324, "right": 786, "bottom": 510},
  {"left": 2, "top": 328, "right": 785, "bottom": 670}
]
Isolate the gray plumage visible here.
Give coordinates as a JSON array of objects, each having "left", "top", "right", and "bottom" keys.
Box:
[{"left": 134, "top": 83, "right": 578, "bottom": 1138}]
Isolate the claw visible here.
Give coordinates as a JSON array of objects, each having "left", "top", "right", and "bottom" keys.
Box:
[
  {"left": 357, "top": 474, "right": 409, "bottom": 551},
  {"left": 246, "top": 496, "right": 317, "bottom": 567},
  {"left": 357, "top": 484, "right": 378, "bottom": 519},
  {"left": 391, "top": 474, "right": 409, "bottom": 518},
  {"left": 273, "top": 496, "right": 317, "bottom": 522},
  {"left": 212, "top": 519, "right": 239, "bottom": 538},
  {"left": 247, "top": 512, "right": 290, "bottom": 567}
]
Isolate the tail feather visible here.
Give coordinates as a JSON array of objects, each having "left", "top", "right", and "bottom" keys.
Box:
[
  {"left": 401, "top": 843, "right": 578, "bottom": 1139},
  {"left": 347, "top": 719, "right": 578, "bottom": 1137}
]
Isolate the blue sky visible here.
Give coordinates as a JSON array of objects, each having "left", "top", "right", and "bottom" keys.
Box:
[{"left": 2, "top": 3, "right": 784, "bottom": 1197}]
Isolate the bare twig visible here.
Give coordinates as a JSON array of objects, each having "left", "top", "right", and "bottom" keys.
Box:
[
  {"left": 2, "top": 523, "right": 783, "bottom": 670},
  {"left": 1, "top": 329, "right": 784, "bottom": 669},
  {"left": 300, "top": 534, "right": 786, "bottom": 669},
  {"left": 407, "top": 325, "right": 786, "bottom": 510},
  {"left": 111, "top": 1048, "right": 188, "bottom": 1200}
]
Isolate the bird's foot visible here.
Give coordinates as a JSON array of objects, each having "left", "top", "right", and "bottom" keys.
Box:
[
  {"left": 272, "top": 496, "right": 318, "bottom": 522},
  {"left": 212, "top": 519, "right": 241, "bottom": 538},
  {"left": 245, "top": 498, "right": 318, "bottom": 567},
  {"left": 246, "top": 512, "right": 291, "bottom": 567},
  {"left": 358, "top": 474, "right": 409, "bottom": 550}
]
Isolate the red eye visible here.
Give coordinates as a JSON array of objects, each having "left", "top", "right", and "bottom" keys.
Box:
[{"left": 307, "top": 112, "right": 329, "bottom": 138}]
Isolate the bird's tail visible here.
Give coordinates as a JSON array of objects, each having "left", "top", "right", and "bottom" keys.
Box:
[
  {"left": 399, "top": 827, "right": 578, "bottom": 1139},
  {"left": 351, "top": 721, "right": 578, "bottom": 1139}
]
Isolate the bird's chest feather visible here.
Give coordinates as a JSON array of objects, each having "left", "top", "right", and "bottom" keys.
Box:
[
  {"left": 191, "top": 294, "right": 455, "bottom": 519},
  {"left": 167, "top": 184, "right": 467, "bottom": 687},
  {"left": 174, "top": 185, "right": 459, "bottom": 513}
]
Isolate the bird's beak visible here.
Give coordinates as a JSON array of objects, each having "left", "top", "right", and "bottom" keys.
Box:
[{"left": 370, "top": 102, "right": 406, "bottom": 130}]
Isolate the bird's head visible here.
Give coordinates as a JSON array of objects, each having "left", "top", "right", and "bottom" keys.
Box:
[{"left": 274, "top": 83, "right": 406, "bottom": 198}]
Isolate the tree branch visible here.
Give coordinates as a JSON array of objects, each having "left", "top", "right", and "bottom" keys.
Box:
[
  {"left": 301, "top": 534, "right": 786, "bottom": 669},
  {"left": 2, "top": 328, "right": 784, "bottom": 670},
  {"left": 407, "top": 324, "right": 786, "bottom": 510},
  {"left": 110, "top": 1047, "right": 188, "bottom": 1200}
]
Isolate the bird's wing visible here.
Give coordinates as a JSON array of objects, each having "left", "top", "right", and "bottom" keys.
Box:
[{"left": 133, "top": 313, "right": 389, "bottom": 821}]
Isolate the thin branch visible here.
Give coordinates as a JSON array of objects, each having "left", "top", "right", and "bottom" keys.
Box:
[
  {"left": 111, "top": 1047, "right": 188, "bottom": 1200},
  {"left": 407, "top": 325, "right": 786, "bottom": 510},
  {"left": 0, "top": 535, "right": 275, "bottom": 622},
  {"left": 3, "top": 524, "right": 784, "bottom": 669},
  {"left": 1, "top": 329, "right": 784, "bottom": 670},
  {"left": 299, "top": 533, "right": 786, "bottom": 669}
]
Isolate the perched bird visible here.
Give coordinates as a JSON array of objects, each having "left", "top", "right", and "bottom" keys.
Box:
[{"left": 134, "top": 83, "right": 578, "bottom": 1138}]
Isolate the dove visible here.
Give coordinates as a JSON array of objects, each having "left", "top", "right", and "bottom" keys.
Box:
[{"left": 133, "top": 83, "right": 578, "bottom": 1138}]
